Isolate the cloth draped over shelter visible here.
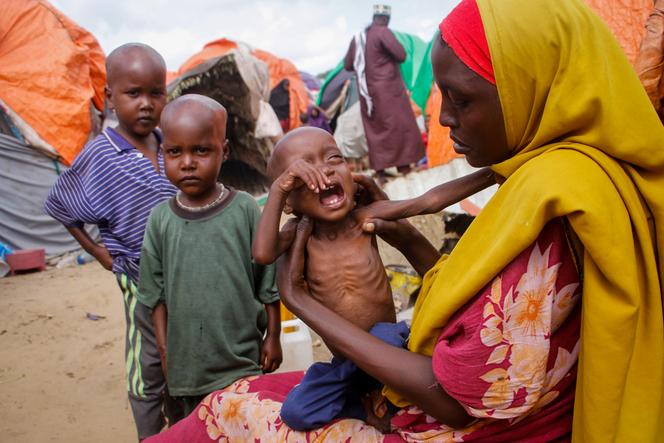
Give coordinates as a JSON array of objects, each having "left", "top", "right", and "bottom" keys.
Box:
[
  {"left": 0, "top": 0, "right": 105, "bottom": 165},
  {"left": 176, "top": 39, "right": 310, "bottom": 132}
]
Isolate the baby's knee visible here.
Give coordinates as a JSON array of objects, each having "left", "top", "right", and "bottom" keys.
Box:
[{"left": 280, "top": 390, "right": 317, "bottom": 431}]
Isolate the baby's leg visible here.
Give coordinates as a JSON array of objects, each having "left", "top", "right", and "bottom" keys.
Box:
[{"left": 280, "top": 357, "right": 366, "bottom": 430}]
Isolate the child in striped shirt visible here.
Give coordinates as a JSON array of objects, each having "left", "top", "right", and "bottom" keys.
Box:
[{"left": 44, "top": 43, "right": 177, "bottom": 440}]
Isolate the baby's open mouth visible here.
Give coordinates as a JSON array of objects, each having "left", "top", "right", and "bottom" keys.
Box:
[{"left": 319, "top": 183, "right": 345, "bottom": 207}]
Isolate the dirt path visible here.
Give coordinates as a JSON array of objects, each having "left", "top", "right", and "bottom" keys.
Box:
[
  {"left": 0, "top": 262, "right": 333, "bottom": 442},
  {"left": 0, "top": 264, "right": 134, "bottom": 442}
]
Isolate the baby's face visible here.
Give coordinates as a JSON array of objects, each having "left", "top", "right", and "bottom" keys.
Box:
[{"left": 276, "top": 130, "right": 356, "bottom": 223}]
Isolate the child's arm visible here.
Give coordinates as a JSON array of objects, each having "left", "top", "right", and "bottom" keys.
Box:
[
  {"left": 66, "top": 226, "right": 113, "bottom": 270},
  {"left": 357, "top": 168, "right": 496, "bottom": 221},
  {"left": 252, "top": 159, "right": 330, "bottom": 264},
  {"left": 261, "top": 301, "right": 282, "bottom": 373},
  {"left": 152, "top": 303, "right": 168, "bottom": 379}
]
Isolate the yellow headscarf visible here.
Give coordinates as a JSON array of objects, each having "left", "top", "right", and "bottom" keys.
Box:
[{"left": 385, "top": 1, "right": 664, "bottom": 441}]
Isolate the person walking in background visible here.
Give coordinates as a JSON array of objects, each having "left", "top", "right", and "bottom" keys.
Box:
[{"left": 344, "top": 4, "right": 424, "bottom": 184}]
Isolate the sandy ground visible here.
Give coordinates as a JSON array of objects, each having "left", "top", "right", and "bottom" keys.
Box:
[{"left": 0, "top": 213, "right": 442, "bottom": 442}]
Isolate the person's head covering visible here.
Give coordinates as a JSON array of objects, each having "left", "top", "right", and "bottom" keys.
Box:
[
  {"left": 385, "top": 0, "right": 664, "bottom": 440},
  {"left": 439, "top": 0, "right": 494, "bottom": 84},
  {"left": 373, "top": 4, "right": 391, "bottom": 16}
]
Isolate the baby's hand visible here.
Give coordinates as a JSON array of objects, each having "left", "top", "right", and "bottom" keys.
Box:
[{"left": 276, "top": 159, "right": 331, "bottom": 195}]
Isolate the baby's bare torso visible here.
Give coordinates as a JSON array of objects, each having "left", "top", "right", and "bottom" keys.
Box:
[{"left": 305, "top": 217, "right": 395, "bottom": 333}]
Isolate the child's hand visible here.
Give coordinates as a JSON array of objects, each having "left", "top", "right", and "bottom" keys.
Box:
[
  {"left": 260, "top": 333, "right": 283, "bottom": 373},
  {"left": 276, "top": 159, "right": 331, "bottom": 195}
]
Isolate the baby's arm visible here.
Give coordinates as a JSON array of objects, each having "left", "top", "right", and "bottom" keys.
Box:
[
  {"left": 358, "top": 168, "right": 495, "bottom": 221},
  {"left": 252, "top": 159, "right": 330, "bottom": 264}
]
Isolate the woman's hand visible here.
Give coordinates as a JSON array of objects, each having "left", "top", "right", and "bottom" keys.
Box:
[
  {"left": 353, "top": 174, "right": 441, "bottom": 276},
  {"left": 276, "top": 216, "right": 313, "bottom": 315}
]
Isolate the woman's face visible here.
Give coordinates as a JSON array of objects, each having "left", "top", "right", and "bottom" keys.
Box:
[{"left": 431, "top": 38, "right": 510, "bottom": 167}]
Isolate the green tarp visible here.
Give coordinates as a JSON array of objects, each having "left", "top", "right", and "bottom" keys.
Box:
[{"left": 317, "top": 31, "right": 434, "bottom": 113}]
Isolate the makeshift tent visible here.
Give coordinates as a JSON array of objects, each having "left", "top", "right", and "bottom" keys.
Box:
[
  {"left": 585, "top": 0, "right": 653, "bottom": 64},
  {"left": 635, "top": 0, "right": 664, "bottom": 120},
  {"left": 299, "top": 71, "right": 322, "bottom": 93},
  {"left": 0, "top": 0, "right": 104, "bottom": 256},
  {"left": 0, "top": 132, "right": 99, "bottom": 256},
  {"left": 0, "top": 0, "right": 105, "bottom": 165},
  {"left": 169, "top": 47, "right": 282, "bottom": 195},
  {"left": 176, "top": 39, "right": 310, "bottom": 132}
]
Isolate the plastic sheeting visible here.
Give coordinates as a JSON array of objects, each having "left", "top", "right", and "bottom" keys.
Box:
[
  {"left": 0, "top": 0, "right": 105, "bottom": 165},
  {"left": 635, "top": 0, "right": 664, "bottom": 118},
  {"left": 175, "top": 38, "right": 310, "bottom": 131},
  {"left": 585, "top": 0, "right": 653, "bottom": 65},
  {"left": 334, "top": 102, "right": 368, "bottom": 159},
  {"left": 0, "top": 134, "right": 98, "bottom": 257}
]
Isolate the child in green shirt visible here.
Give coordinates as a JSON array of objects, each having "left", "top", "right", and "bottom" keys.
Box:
[{"left": 138, "top": 94, "right": 281, "bottom": 422}]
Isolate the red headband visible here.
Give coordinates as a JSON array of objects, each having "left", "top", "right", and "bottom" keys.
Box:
[{"left": 439, "top": 0, "right": 495, "bottom": 84}]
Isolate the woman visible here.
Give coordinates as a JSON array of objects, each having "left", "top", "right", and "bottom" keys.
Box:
[{"left": 148, "top": 0, "right": 664, "bottom": 441}]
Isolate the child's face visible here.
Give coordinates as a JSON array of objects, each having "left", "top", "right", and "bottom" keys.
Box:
[
  {"left": 275, "top": 130, "right": 356, "bottom": 223},
  {"left": 106, "top": 56, "right": 167, "bottom": 139},
  {"left": 162, "top": 110, "right": 228, "bottom": 200}
]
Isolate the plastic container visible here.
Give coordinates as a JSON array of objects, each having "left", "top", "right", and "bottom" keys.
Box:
[
  {"left": 56, "top": 252, "right": 95, "bottom": 269},
  {"left": 76, "top": 252, "right": 95, "bottom": 265},
  {"left": 276, "top": 318, "right": 314, "bottom": 373},
  {"left": 5, "top": 248, "right": 45, "bottom": 274}
]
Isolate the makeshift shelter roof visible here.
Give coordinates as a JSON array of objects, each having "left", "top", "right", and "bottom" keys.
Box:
[
  {"left": 175, "top": 38, "right": 310, "bottom": 131},
  {"left": 0, "top": 0, "right": 105, "bottom": 165},
  {"left": 299, "top": 71, "right": 322, "bottom": 92}
]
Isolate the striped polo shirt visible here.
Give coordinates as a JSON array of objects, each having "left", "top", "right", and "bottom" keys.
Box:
[{"left": 44, "top": 127, "right": 177, "bottom": 282}]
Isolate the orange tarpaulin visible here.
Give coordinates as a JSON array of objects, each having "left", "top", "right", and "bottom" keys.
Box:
[
  {"left": 175, "top": 38, "right": 309, "bottom": 131},
  {"left": 0, "top": 0, "right": 105, "bottom": 165},
  {"left": 425, "top": 84, "right": 460, "bottom": 168},
  {"left": 585, "top": 0, "right": 653, "bottom": 65}
]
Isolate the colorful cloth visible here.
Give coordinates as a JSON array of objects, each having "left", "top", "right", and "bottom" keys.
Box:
[
  {"left": 144, "top": 219, "right": 580, "bottom": 442},
  {"left": 390, "top": 0, "right": 664, "bottom": 441},
  {"left": 137, "top": 190, "right": 278, "bottom": 397},
  {"left": 439, "top": 0, "right": 494, "bottom": 84},
  {"left": 44, "top": 127, "right": 177, "bottom": 281}
]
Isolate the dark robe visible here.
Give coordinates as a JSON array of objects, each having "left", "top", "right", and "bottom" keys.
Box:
[{"left": 344, "top": 23, "right": 424, "bottom": 171}]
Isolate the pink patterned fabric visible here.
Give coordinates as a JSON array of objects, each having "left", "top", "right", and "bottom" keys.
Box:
[{"left": 147, "top": 219, "right": 580, "bottom": 442}]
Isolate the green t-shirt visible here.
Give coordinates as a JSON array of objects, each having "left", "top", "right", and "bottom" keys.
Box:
[{"left": 138, "top": 190, "right": 278, "bottom": 396}]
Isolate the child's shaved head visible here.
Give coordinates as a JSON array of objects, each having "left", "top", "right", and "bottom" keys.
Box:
[
  {"left": 161, "top": 94, "right": 228, "bottom": 139},
  {"left": 106, "top": 43, "right": 166, "bottom": 87}
]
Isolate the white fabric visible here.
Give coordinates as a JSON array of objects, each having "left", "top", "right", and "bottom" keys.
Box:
[
  {"left": 334, "top": 101, "right": 369, "bottom": 159},
  {"left": 353, "top": 31, "right": 373, "bottom": 117},
  {"left": 255, "top": 100, "right": 283, "bottom": 139}
]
